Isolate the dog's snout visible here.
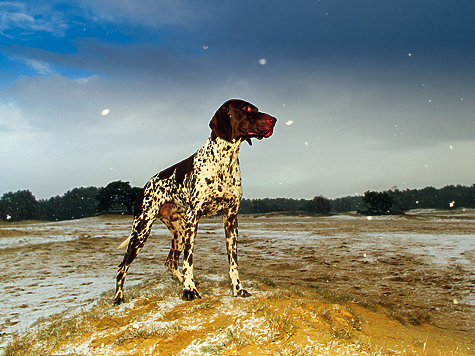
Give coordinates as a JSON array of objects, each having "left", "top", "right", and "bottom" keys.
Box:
[{"left": 266, "top": 115, "right": 277, "bottom": 126}]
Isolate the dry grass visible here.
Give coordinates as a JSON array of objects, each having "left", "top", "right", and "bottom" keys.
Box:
[
  {"left": 115, "top": 323, "right": 181, "bottom": 346},
  {"left": 2, "top": 276, "right": 472, "bottom": 356},
  {"left": 264, "top": 310, "right": 297, "bottom": 341}
]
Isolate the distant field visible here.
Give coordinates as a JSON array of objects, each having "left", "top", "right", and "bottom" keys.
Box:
[{"left": 1, "top": 210, "right": 474, "bottom": 355}]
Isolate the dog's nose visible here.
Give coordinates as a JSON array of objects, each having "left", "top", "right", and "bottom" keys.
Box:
[{"left": 267, "top": 116, "right": 277, "bottom": 125}]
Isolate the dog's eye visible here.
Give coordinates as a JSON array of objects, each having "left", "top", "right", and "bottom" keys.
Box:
[{"left": 242, "top": 106, "right": 253, "bottom": 112}]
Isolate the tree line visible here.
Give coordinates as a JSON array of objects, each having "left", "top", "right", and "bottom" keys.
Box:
[
  {"left": 1, "top": 182, "right": 474, "bottom": 222},
  {"left": 0, "top": 181, "right": 141, "bottom": 222}
]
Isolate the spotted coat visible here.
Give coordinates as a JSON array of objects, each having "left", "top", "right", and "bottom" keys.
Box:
[{"left": 114, "top": 99, "right": 277, "bottom": 303}]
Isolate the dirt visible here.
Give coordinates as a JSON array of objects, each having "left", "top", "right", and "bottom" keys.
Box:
[{"left": 1, "top": 210, "right": 475, "bottom": 355}]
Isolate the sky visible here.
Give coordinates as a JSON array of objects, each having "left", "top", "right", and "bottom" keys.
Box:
[{"left": 0, "top": 0, "right": 474, "bottom": 200}]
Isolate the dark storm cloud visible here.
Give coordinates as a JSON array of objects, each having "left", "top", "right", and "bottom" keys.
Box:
[
  {"left": 182, "top": 0, "right": 475, "bottom": 58},
  {"left": 5, "top": 0, "right": 474, "bottom": 73}
]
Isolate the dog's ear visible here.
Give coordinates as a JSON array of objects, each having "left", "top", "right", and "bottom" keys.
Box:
[{"left": 209, "top": 103, "right": 233, "bottom": 142}]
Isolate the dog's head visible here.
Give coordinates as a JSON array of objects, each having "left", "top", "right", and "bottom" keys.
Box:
[{"left": 209, "top": 99, "right": 277, "bottom": 145}]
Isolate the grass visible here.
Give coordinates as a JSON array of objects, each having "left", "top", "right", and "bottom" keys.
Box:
[
  {"left": 115, "top": 323, "right": 181, "bottom": 346},
  {"left": 2, "top": 335, "right": 40, "bottom": 356},
  {"left": 3, "top": 300, "right": 109, "bottom": 356},
  {"left": 223, "top": 328, "right": 256, "bottom": 350},
  {"left": 200, "top": 344, "right": 223, "bottom": 354},
  {"left": 264, "top": 310, "right": 297, "bottom": 341},
  {"left": 261, "top": 277, "right": 277, "bottom": 287},
  {"left": 407, "top": 310, "right": 432, "bottom": 326},
  {"left": 123, "top": 275, "right": 181, "bottom": 301},
  {"left": 201, "top": 327, "right": 256, "bottom": 354},
  {"left": 190, "top": 296, "right": 220, "bottom": 312},
  {"left": 307, "top": 282, "right": 432, "bottom": 327},
  {"left": 275, "top": 343, "right": 312, "bottom": 356},
  {"left": 244, "top": 300, "right": 268, "bottom": 314}
]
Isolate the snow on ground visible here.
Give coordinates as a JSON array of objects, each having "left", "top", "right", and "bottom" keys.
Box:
[{"left": 1, "top": 212, "right": 474, "bottom": 347}]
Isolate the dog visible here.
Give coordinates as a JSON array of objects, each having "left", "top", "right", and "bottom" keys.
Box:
[{"left": 114, "top": 99, "right": 277, "bottom": 303}]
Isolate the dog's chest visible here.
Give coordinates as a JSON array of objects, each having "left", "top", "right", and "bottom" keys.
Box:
[
  {"left": 189, "top": 141, "right": 242, "bottom": 214},
  {"left": 194, "top": 159, "right": 241, "bottom": 199}
]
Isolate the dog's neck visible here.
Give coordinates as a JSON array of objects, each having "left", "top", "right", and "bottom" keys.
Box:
[{"left": 206, "top": 132, "right": 241, "bottom": 163}]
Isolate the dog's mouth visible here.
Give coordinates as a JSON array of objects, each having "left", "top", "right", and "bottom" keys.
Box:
[
  {"left": 255, "top": 129, "right": 273, "bottom": 140},
  {"left": 243, "top": 116, "right": 276, "bottom": 145},
  {"left": 255, "top": 116, "right": 277, "bottom": 140}
]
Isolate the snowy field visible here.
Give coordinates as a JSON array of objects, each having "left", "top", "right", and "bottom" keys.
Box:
[{"left": 1, "top": 210, "right": 474, "bottom": 347}]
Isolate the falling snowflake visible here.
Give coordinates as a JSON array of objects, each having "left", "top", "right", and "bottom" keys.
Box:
[
  {"left": 101, "top": 109, "right": 110, "bottom": 116},
  {"left": 285, "top": 120, "right": 293, "bottom": 126},
  {"left": 259, "top": 59, "right": 267, "bottom": 65}
]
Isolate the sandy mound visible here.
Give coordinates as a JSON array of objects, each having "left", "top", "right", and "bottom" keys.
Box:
[{"left": 3, "top": 277, "right": 472, "bottom": 355}]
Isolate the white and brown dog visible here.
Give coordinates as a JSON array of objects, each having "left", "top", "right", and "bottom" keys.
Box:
[{"left": 114, "top": 99, "right": 277, "bottom": 303}]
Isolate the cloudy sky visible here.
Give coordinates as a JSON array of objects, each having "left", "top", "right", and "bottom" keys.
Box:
[{"left": 0, "top": 0, "right": 474, "bottom": 200}]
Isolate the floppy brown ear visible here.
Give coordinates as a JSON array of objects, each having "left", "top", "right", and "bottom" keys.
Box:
[{"left": 209, "top": 105, "right": 233, "bottom": 142}]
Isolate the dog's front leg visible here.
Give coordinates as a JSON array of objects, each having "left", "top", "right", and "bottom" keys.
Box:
[
  {"left": 224, "top": 208, "right": 251, "bottom": 298},
  {"left": 181, "top": 213, "right": 201, "bottom": 301}
]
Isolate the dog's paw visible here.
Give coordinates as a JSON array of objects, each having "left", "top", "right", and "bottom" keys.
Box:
[
  {"left": 113, "top": 295, "right": 125, "bottom": 306},
  {"left": 113, "top": 289, "right": 125, "bottom": 305},
  {"left": 182, "top": 289, "right": 202, "bottom": 301},
  {"left": 236, "top": 289, "right": 252, "bottom": 298}
]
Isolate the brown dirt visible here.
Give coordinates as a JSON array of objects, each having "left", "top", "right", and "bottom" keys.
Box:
[{"left": 1, "top": 210, "right": 475, "bottom": 355}]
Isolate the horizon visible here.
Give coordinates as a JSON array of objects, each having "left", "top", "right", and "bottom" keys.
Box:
[{"left": 2, "top": 181, "right": 474, "bottom": 202}]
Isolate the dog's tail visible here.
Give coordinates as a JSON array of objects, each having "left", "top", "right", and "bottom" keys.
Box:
[{"left": 118, "top": 235, "right": 132, "bottom": 249}]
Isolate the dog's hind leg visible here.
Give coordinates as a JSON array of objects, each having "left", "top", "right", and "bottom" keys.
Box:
[
  {"left": 114, "top": 216, "right": 154, "bottom": 305},
  {"left": 163, "top": 215, "right": 185, "bottom": 283}
]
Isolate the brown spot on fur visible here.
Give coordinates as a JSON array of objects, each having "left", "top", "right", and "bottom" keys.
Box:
[
  {"left": 133, "top": 189, "right": 145, "bottom": 217},
  {"left": 225, "top": 213, "right": 238, "bottom": 237},
  {"left": 158, "top": 154, "right": 195, "bottom": 185}
]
